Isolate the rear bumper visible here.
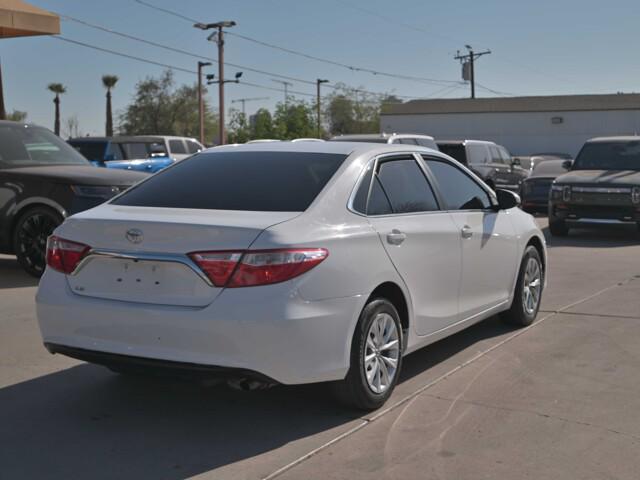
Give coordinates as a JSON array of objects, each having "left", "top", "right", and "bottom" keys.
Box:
[
  {"left": 36, "top": 269, "right": 364, "bottom": 385},
  {"left": 44, "top": 343, "right": 277, "bottom": 383}
]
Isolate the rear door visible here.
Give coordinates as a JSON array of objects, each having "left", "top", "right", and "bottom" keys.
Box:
[
  {"left": 364, "top": 154, "right": 461, "bottom": 336},
  {"left": 422, "top": 156, "right": 518, "bottom": 319},
  {"left": 489, "top": 145, "right": 513, "bottom": 190}
]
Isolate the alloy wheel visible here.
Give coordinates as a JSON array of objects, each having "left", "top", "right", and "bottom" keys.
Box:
[
  {"left": 522, "top": 257, "right": 542, "bottom": 315},
  {"left": 16, "top": 212, "right": 58, "bottom": 274},
  {"left": 364, "top": 312, "right": 400, "bottom": 394}
]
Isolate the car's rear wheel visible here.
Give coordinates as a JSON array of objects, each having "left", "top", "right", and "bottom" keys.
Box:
[
  {"left": 332, "top": 298, "right": 402, "bottom": 410},
  {"left": 502, "top": 246, "right": 543, "bottom": 327},
  {"left": 13, "top": 206, "right": 62, "bottom": 277}
]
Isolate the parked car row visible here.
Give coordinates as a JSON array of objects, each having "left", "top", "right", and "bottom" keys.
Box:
[{"left": 68, "top": 135, "right": 204, "bottom": 173}]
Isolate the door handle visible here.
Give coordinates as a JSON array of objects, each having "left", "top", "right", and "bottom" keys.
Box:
[
  {"left": 386, "top": 229, "right": 406, "bottom": 245},
  {"left": 461, "top": 225, "right": 473, "bottom": 239}
]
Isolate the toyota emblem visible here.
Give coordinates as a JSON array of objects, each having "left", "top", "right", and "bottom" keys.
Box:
[{"left": 125, "top": 228, "right": 144, "bottom": 244}]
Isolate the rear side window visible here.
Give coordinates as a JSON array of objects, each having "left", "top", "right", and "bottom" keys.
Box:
[
  {"left": 437, "top": 143, "right": 467, "bottom": 164},
  {"left": 424, "top": 158, "right": 492, "bottom": 210},
  {"left": 120, "top": 142, "right": 149, "bottom": 159},
  {"left": 113, "top": 151, "right": 347, "bottom": 212},
  {"left": 375, "top": 159, "right": 439, "bottom": 214},
  {"left": 467, "top": 144, "right": 490, "bottom": 164},
  {"left": 416, "top": 138, "right": 438, "bottom": 150},
  {"left": 489, "top": 145, "right": 503, "bottom": 164},
  {"left": 169, "top": 139, "right": 187, "bottom": 154}
]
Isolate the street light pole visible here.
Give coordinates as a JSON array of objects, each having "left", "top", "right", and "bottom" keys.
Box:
[
  {"left": 197, "top": 61, "right": 212, "bottom": 145},
  {"left": 194, "top": 20, "right": 236, "bottom": 145},
  {"left": 316, "top": 79, "right": 328, "bottom": 138}
]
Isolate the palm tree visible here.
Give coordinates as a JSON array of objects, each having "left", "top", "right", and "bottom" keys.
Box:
[
  {"left": 102, "top": 75, "right": 119, "bottom": 137},
  {"left": 47, "top": 83, "right": 66, "bottom": 136}
]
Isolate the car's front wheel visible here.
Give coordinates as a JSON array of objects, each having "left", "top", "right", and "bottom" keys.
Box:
[
  {"left": 332, "top": 298, "right": 403, "bottom": 410},
  {"left": 502, "top": 246, "right": 543, "bottom": 327},
  {"left": 13, "top": 206, "right": 63, "bottom": 277}
]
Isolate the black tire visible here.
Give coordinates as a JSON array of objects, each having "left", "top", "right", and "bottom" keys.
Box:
[
  {"left": 502, "top": 246, "right": 543, "bottom": 327},
  {"left": 549, "top": 218, "right": 569, "bottom": 236},
  {"left": 13, "top": 206, "right": 63, "bottom": 277},
  {"left": 332, "top": 298, "right": 403, "bottom": 410}
]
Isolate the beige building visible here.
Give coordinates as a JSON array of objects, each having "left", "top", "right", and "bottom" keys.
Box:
[{"left": 381, "top": 93, "right": 640, "bottom": 157}]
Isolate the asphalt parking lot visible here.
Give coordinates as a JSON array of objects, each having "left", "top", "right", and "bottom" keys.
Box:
[{"left": 1, "top": 217, "right": 639, "bottom": 480}]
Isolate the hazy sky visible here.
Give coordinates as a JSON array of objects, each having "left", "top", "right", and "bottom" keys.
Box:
[{"left": 2, "top": 0, "right": 639, "bottom": 135}]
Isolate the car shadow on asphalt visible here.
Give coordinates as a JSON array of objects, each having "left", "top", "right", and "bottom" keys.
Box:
[
  {"left": 542, "top": 225, "right": 640, "bottom": 248},
  {"left": 0, "top": 257, "right": 39, "bottom": 289},
  {"left": 0, "top": 316, "right": 515, "bottom": 479}
]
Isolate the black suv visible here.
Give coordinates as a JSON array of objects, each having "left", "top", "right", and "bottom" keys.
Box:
[
  {"left": 549, "top": 136, "right": 640, "bottom": 236},
  {"left": 0, "top": 121, "right": 148, "bottom": 276}
]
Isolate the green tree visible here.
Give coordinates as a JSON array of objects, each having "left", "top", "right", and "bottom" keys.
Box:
[
  {"left": 119, "top": 70, "right": 217, "bottom": 140},
  {"left": 227, "top": 109, "right": 251, "bottom": 144},
  {"left": 7, "top": 110, "right": 27, "bottom": 122},
  {"left": 102, "top": 74, "right": 118, "bottom": 137},
  {"left": 250, "top": 108, "right": 275, "bottom": 139},
  {"left": 47, "top": 83, "right": 66, "bottom": 136},
  {"left": 272, "top": 100, "right": 315, "bottom": 139}
]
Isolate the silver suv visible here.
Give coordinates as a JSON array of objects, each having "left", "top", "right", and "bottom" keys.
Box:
[{"left": 330, "top": 133, "right": 438, "bottom": 150}]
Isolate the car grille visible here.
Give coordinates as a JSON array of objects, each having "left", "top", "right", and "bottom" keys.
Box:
[
  {"left": 569, "top": 186, "right": 632, "bottom": 206},
  {"left": 566, "top": 205, "right": 636, "bottom": 220}
]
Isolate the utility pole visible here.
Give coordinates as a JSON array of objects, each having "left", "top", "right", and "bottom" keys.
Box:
[
  {"left": 231, "top": 97, "right": 269, "bottom": 116},
  {"left": 316, "top": 79, "right": 329, "bottom": 138},
  {"left": 194, "top": 20, "right": 236, "bottom": 145},
  {"left": 197, "top": 61, "right": 212, "bottom": 145},
  {"left": 454, "top": 45, "right": 491, "bottom": 99},
  {"left": 271, "top": 79, "right": 293, "bottom": 105}
]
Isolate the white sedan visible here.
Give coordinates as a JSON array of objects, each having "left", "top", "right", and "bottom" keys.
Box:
[{"left": 36, "top": 141, "right": 546, "bottom": 409}]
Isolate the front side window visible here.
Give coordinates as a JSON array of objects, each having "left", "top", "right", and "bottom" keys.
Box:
[
  {"left": 119, "top": 142, "right": 150, "bottom": 159},
  {"left": 573, "top": 141, "right": 640, "bottom": 171},
  {"left": 424, "top": 158, "right": 492, "bottom": 210},
  {"left": 113, "top": 151, "right": 347, "bottom": 212},
  {"left": 0, "top": 125, "right": 88, "bottom": 168},
  {"left": 489, "top": 145, "right": 503, "bottom": 164},
  {"left": 374, "top": 158, "right": 439, "bottom": 214},
  {"left": 69, "top": 141, "right": 108, "bottom": 162}
]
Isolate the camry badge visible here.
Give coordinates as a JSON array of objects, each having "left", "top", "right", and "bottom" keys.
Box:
[{"left": 125, "top": 228, "right": 144, "bottom": 244}]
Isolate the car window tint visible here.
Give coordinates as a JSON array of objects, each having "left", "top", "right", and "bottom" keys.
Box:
[
  {"left": 467, "top": 144, "right": 490, "bottom": 164},
  {"left": 120, "top": 142, "right": 149, "bottom": 159},
  {"left": 105, "top": 142, "right": 124, "bottom": 160},
  {"left": 498, "top": 146, "right": 511, "bottom": 163},
  {"left": 367, "top": 176, "right": 393, "bottom": 215},
  {"left": 437, "top": 143, "right": 467, "bottom": 164},
  {"left": 0, "top": 126, "right": 87, "bottom": 167},
  {"left": 169, "top": 140, "right": 187, "bottom": 154},
  {"left": 424, "top": 158, "right": 492, "bottom": 210},
  {"left": 352, "top": 162, "right": 374, "bottom": 214},
  {"left": 489, "top": 145, "right": 504, "bottom": 164},
  {"left": 113, "top": 151, "right": 347, "bottom": 212},
  {"left": 375, "top": 159, "right": 439, "bottom": 214},
  {"left": 416, "top": 138, "right": 438, "bottom": 149},
  {"left": 69, "top": 141, "right": 107, "bottom": 161},
  {"left": 186, "top": 140, "right": 201, "bottom": 154}
]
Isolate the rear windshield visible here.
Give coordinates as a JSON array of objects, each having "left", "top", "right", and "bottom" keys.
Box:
[
  {"left": 573, "top": 141, "right": 640, "bottom": 171},
  {"left": 112, "top": 151, "right": 347, "bottom": 211},
  {"left": 437, "top": 143, "right": 467, "bottom": 164},
  {"left": 0, "top": 125, "right": 89, "bottom": 167}
]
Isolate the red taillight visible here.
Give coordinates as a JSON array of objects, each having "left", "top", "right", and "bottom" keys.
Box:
[
  {"left": 45, "top": 236, "right": 90, "bottom": 274},
  {"left": 189, "top": 248, "right": 328, "bottom": 288}
]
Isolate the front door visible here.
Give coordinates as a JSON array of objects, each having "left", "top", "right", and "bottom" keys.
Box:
[
  {"left": 423, "top": 157, "right": 518, "bottom": 320},
  {"left": 364, "top": 155, "right": 462, "bottom": 336}
]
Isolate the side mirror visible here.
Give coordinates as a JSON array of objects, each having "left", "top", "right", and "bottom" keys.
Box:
[
  {"left": 495, "top": 189, "right": 520, "bottom": 210},
  {"left": 562, "top": 159, "right": 573, "bottom": 170},
  {"left": 511, "top": 157, "right": 521, "bottom": 167}
]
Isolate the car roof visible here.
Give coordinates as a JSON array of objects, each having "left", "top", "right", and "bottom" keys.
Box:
[
  {"left": 586, "top": 136, "right": 640, "bottom": 143},
  {"left": 205, "top": 141, "right": 439, "bottom": 157},
  {"left": 436, "top": 139, "right": 495, "bottom": 145},
  {"left": 331, "top": 133, "right": 434, "bottom": 140}
]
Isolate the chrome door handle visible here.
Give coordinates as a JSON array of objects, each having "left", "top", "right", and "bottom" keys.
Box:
[
  {"left": 461, "top": 225, "right": 473, "bottom": 239},
  {"left": 386, "top": 229, "right": 406, "bottom": 245}
]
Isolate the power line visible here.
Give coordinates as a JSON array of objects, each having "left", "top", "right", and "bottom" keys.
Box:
[
  {"left": 52, "top": 36, "right": 317, "bottom": 97},
  {"left": 129, "top": 0, "right": 463, "bottom": 87},
  {"left": 60, "top": 14, "right": 427, "bottom": 100}
]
